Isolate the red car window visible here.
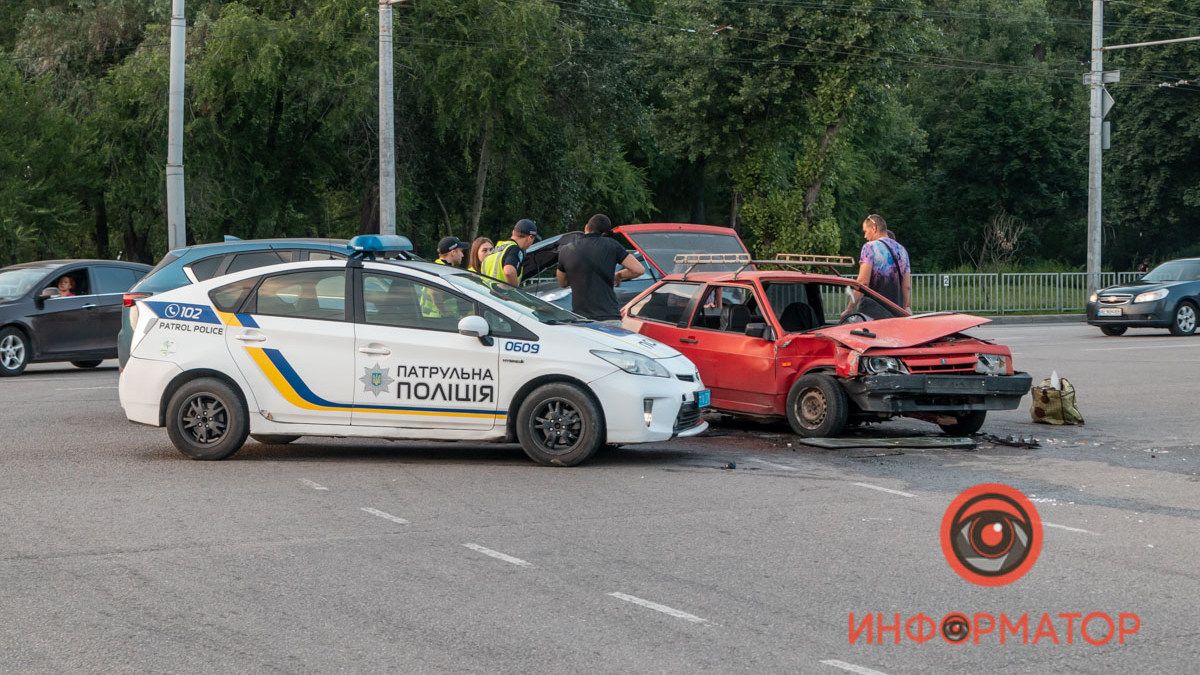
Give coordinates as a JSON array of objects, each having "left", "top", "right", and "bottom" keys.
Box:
[{"left": 628, "top": 282, "right": 703, "bottom": 325}]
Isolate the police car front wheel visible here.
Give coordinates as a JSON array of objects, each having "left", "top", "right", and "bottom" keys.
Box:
[
  {"left": 166, "top": 378, "right": 249, "bottom": 460},
  {"left": 516, "top": 383, "right": 604, "bottom": 467}
]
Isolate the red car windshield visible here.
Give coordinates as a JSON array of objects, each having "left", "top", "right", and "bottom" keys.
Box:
[{"left": 624, "top": 231, "right": 749, "bottom": 274}]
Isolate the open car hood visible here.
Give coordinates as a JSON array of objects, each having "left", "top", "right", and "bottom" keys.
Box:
[
  {"left": 809, "top": 314, "right": 991, "bottom": 352},
  {"left": 521, "top": 231, "right": 583, "bottom": 279}
]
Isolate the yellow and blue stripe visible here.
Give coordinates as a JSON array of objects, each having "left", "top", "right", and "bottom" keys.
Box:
[{"left": 245, "top": 346, "right": 505, "bottom": 420}]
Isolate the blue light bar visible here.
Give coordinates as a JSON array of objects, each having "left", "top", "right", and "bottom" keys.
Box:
[{"left": 347, "top": 234, "right": 414, "bottom": 255}]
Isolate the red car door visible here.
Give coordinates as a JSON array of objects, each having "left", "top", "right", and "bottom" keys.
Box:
[{"left": 681, "top": 284, "right": 778, "bottom": 416}]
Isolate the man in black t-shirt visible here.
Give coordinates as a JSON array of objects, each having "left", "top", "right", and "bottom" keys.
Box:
[{"left": 556, "top": 214, "right": 645, "bottom": 321}]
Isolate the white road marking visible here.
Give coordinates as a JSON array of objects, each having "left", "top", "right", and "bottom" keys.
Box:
[
  {"left": 462, "top": 543, "right": 533, "bottom": 567},
  {"left": 1044, "top": 521, "right": 1097, "bottom": 535},
  {"left": 298, "top": 479, "right": 328, "bottom": 491},
  {"left": 747, "top": 458, "right": 798, "bottom": 471},
  {"left": 852, "top": 482, "right": 915, "bottom": 498},
  {"left": 0, "top": 376, "right": 111, "bottom": 383},
  {"left": 1084, "top": 342, "right": 1200, "bottom": 352},
  {"left": 608, "top": 592, "right": 707, "bottom": 624},
  {"left": 55, "top": 385, "right": 118, "bottom": 391},
  {"left": 360, "top": 507, "right": 409, "bottom": 525},
  {"left": 820, "top": 659, "right": 890, "bottom": 675}
]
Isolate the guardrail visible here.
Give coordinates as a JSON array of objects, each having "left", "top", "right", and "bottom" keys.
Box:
[{"left": 908, "top": 272, "right": 1144, "bottom": 314}]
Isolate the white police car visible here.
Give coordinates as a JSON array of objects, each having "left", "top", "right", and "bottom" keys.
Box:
[{"left": 119, "top": 235, "right": 708, "bottom": 466}]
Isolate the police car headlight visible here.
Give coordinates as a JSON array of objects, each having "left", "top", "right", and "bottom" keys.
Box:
[
  {"left": 975, "top": 353, "right": 1007, "bottom": 375},
  {"left": 862, "top": 356, "right": 908, "bottom": 375},
  {"left": 590, "top": 349, "right": 670, "bottom": 378},
  {"left": 1134, "top": 288, "right": 1168, "bottom": 303}
]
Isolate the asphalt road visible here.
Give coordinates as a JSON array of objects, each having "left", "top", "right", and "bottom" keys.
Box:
[{"left": 1, "top": 322, "right": 1197, "bottom": 673}]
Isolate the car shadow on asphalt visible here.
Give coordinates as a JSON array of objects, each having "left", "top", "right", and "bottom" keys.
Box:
[{"left": 225, "top": 441, "right": 692, "bottom": 467}]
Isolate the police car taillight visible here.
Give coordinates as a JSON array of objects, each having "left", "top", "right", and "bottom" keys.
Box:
[{"left": 123, "top": 292, "right": 150, "bottom": 308}]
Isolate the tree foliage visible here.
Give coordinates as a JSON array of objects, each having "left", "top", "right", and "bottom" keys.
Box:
[{"left": 0, "top": 0, "right": 1194, "bottom": 270}]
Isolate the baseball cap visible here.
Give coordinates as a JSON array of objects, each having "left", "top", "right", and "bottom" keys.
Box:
[
  {"left": 437, "top": 236, "right": 469, "bottom": 254},
  {"left": 514, "top": 219, "right": 540, "bottom": 240}
]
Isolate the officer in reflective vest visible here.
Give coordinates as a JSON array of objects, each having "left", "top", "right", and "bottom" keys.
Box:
[
  {"left": 420, "top": 236, "right": 469, "bottom": 318},
  {"left": 479, "top": 219, "right": 540, "bottom": 286}
]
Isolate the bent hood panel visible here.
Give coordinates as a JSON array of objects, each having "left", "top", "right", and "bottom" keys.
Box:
[{"left": 811, "top": 314, "right": 991, "bottom": 351}]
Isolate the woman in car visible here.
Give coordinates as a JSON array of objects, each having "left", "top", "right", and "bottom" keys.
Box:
[{"left": 55, "top": 276, "right": 76, "bottom": 297}]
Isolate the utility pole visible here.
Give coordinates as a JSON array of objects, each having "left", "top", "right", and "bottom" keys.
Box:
[
  {"left": 166, "top": 0, "right": 187, "bottom": 250},
  {"left": 1085, "top": 0, "right": 1103, "bottom": 297},
  {"left": 1085, "top": 0, "right": 1200, "bottom": 295},
  {"left": 378, "top": 0, "right": 404, "bottom": 236}
]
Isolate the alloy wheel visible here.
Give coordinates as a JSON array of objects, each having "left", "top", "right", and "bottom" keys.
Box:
[
  {"left": 180, "top": 394, "right": 229, "bottom": 445},
  {"left": 531, "top": 397, "right": 583, "bottom": 452},
  {"left": 1177, "top": 305, "right": 1196, "bottom": 333},
  {"left": 0, "top": 335, "right": 25, "bottom": 370}
]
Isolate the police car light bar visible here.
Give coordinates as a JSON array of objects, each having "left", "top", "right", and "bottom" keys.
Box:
[{"left": 347, "top": 234, "right": 414, "bottom": 256}]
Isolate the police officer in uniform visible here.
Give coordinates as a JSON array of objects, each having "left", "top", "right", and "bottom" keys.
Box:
[
  {"left": 435, "top": 236, "right": 469, "bottom": 267},
  {"left": 480, "top": 219, "right": 539, "bottom": 285}
]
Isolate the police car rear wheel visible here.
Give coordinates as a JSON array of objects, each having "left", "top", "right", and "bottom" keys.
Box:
[
  {"left": 166, "top": 378, "right": 248, "bottom": 460},
  {"left": 250, "top": 434, "right": 300, "bottom": 445},
  {"left": 0, "top": 328, "right": 29, "bottom": 376},
  {"left": 786, "top": 374, "right": 848, "bottom": 437},
  {"left": 71, "top": 360, "right": 103, "bottom": 369},
  {"left": 516, "top": 383, "right": 603, "bottom": 467}
]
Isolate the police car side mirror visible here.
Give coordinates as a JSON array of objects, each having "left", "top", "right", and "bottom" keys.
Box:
[{"left": 458, "top": 315, "right": 493, "bottom": 346}]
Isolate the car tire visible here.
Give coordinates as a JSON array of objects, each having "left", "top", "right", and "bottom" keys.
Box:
[
  {"left": 165, "top": 377, "right": 249, "bottom": 460},
  {"left": 250, "top": 434, "right": 301, "bottom": 445},
  {"left": 938, "top": 411, "right": 987, "bottom": 435},
  {"left": 785, "top": 374, "right": 849, "bottom": 438},
  {"left": 0, "top": 327, "right": 30, "bottom": 377},
  {"left": 71, "top": 360, "right": 104, "bottom": 369},
  {"left": 1168, "top": 301, "right": 1197, "bottom": 336},
  {"left": 515, "top": 382, "right": 604, "bottom": 467},
  {"left": 1099, "top": 325, "right": 1127, "bottom": 337}
]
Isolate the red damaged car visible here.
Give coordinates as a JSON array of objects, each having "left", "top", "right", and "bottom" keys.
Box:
[{"left": 620, "top": 247, "right": 1032, "bottom": 437}]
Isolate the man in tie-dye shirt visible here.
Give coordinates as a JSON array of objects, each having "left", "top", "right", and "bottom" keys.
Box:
[{"left": 843, "top": 213, "right": 911, "bottom": 316}]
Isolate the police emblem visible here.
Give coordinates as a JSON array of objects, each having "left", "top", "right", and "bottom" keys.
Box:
[{"left": 359, "top": 363, "right": 394, "bottom": 397}]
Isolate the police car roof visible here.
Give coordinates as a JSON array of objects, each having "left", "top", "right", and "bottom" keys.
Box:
[{"left": 368, "top": 259, "right": 459, "bottom": 277}]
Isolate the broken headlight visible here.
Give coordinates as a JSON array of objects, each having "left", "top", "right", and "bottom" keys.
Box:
[
  {"left": 975, "top": 353, "right": 1007, "bottom": 375},
  {"left": 862, "top": 356, "right": 909, "bottom": 375}
]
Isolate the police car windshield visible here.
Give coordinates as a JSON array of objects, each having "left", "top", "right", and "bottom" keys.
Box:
[
  {"left": 445, "top": 272, "right": 587, "bottom": 324},
  {"left": 0, "top": 267, "right": 51, "bottom": 301}
]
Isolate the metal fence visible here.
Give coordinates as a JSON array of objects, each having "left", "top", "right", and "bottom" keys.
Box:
[{"left": 907, "top": 272, "right": 1144, "bottom": 314}]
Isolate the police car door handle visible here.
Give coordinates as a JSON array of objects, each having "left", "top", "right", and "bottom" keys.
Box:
[
  {"left": 679, "top": 337, "right": 699, "bottom": 344},
  {"left": 81, "top": 303, "right": 97, "bottom": 310},
  {"left": 358, "top": 345, "right": 392, "bottom": 356},
  {"left": 234, "top": 333, "right": 267, "bottom": 343}
]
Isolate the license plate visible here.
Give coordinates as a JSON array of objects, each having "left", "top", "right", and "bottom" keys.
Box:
[
  {"left": 1098, "top": 307, "right": 1122, "bottom": 317},
  {"left": 697, "top": 389, "right": 711, "bottom": 408}
]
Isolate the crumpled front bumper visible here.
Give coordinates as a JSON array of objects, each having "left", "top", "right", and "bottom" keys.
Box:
[{"left": 841, "top": 372, "right": 1033, "bottom": 413}]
